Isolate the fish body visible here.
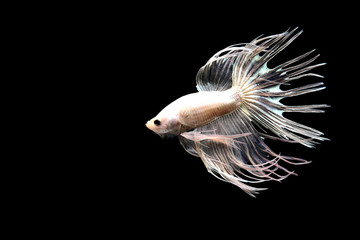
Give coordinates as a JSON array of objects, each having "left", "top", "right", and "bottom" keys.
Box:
[
  {"left": 146, "top": 28, "right": 329, "bottom": 196},
  {"left": 146, "top": 89, "right": 241, "bottom": 137}
]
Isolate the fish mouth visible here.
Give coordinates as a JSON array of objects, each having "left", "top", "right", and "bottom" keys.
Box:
[
  {"left": 145, "top": 120, "right": 153, "bottom": 130},
  {"left": 145, "top": 120, "right": 158, "bottom": 134}
]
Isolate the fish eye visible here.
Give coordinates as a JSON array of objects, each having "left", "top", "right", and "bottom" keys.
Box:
[{"left": 154, "top": 119, "right": 161, "bottom": 126}]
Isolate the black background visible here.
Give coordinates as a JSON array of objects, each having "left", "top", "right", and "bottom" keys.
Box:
[
  {"left": 130, "top": 9, "right": 354, "bottom": 235},
  {"left": 111, "top": 9, "right": 350, "bottom": 234},
  {"left": 14, "top": 3, "right": 355, "bottom": 237}
]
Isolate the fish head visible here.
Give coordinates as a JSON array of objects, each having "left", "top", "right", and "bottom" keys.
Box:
[{"left": 146, "top": 114, "right": 182, "bottom": 138}]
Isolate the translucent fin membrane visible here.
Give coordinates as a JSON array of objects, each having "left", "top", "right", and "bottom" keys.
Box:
[
  {"left": 180, "top": 108, "right": 309, "bottom": 197},
  {"left": 180, "top": 28, "right": 329, "bottom": 196},
  {"left": 231, "top": 28, "right": 329, "bottom": 148}
]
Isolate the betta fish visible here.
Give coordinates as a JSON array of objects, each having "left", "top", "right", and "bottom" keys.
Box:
[{"left": 146, "top": 28, "right": 329, "bottom": 196}]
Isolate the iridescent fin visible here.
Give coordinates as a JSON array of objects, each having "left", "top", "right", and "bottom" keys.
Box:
[
  {"left": 179, "top": 108, "right": 308, "bottom": 197},
  {"left": 229, "top": 29, "right": 329, "bottom": 147}
]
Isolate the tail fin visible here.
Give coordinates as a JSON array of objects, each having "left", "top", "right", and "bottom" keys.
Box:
[
  {"left": 182, "top": 28, "right": 329, "bottom": 196},
  {"left": 196, "top": 28, "right": 329, "bottom": 147}
]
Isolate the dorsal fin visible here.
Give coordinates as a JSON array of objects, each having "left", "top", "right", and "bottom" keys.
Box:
[
  {"left": 196, "top": 44, "right": 249, "bottom": 92},
  {"left": 196, "top": 28, "right": 300, "bottom": 92}
]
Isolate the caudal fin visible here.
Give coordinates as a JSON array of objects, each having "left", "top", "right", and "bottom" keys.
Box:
[{"left": 196, "top": 28, "right": 329, "bottom": 147}]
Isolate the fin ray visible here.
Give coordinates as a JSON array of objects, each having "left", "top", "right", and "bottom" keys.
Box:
[
  {"left": 180, "top": 28, "right": 328, "bottom": 195},
  {"left": 179, "top": 108, "right": 303, "bottom": 196}
]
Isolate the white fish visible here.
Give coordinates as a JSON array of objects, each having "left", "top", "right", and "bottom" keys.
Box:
[{"left": 146, "top": 28, "right": 329, "bottom": 196}]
